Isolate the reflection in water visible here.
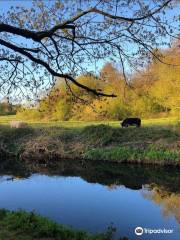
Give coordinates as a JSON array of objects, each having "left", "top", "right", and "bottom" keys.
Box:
[
  {"left": 143, "top": 185, "right": 180, "bottom": 224},
  {"left": 107, "top": 184, "right": 120, "bottom": 191},
  {"left": 0, "top": 159, "right": 179, "bottom": 240}
]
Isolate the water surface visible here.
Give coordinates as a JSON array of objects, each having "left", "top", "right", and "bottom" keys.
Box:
[{"left": 0, "top": 161, "right": 179, "bottom": 240}]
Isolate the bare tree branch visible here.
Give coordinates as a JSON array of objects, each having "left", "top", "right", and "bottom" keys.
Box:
[{"left": 0, "top": 0, "right": 178, "bottom": 100}]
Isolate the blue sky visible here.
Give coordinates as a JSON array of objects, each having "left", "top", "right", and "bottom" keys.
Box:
[{"left": 0, "top": 0, "right": 32, "bottom": 12}]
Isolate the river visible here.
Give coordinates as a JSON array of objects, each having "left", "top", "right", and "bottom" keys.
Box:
[{"left": 0, "top": 160, "right": 179, "bottom": 240}]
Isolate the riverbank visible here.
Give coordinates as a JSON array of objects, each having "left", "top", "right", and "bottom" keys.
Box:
[
  {"left": 0, "top": 209, "right": 120, "bottom": 240},
  {"left": 0, "top": 118, "right": 180, "bottom": 166}
]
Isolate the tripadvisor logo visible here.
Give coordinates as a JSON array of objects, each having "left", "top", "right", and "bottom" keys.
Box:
[
  {"left": 135, "top": 226, "right": 174, "bottom": 236},
  {"left": 135, "top": 227, "right": 143, "bottom": 236}
]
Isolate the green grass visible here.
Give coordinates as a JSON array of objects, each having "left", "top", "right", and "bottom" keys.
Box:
[
  {"left": 85, "top": 146, "right": 180, "bottom": 165},
  {"left": 0, "top": 115, "right": 179, "bottom": 128},
  {"left": 0, "top": 209, "right": 121, "bottom": 240},
  {"left": 0, "top": 115, "right": 180, "bottom": 166}
]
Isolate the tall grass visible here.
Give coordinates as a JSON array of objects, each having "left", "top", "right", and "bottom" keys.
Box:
[{"left": 0, "top": 116, "right": 180, "bottom": 166}]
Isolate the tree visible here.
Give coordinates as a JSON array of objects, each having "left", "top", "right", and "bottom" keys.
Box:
[
  {"left": 17, "top": 44, "right": 180, "bottom": 121},
  {"left": 0, "top": 98, "right": 18, "bottom": 115},
  {"left": 0, "top": 0, "right": 179, "bottom": 101}
]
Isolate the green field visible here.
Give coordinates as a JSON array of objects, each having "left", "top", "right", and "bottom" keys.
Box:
[
  {"left": 0, "top": 115, "right": 180, "bottom": 166},
  {"left": 0, "top": 115, "right": 179, "bottom": 128}
]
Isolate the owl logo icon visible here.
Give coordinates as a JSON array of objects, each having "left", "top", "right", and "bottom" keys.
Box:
[{"left": 135, "top": 227, "right": 143, "bottom": 236}]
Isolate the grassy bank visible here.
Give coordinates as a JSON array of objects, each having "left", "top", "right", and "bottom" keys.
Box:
[
  {"left": 0, "top": 116, "right": 180, "bottom": 166},
  {"left": 0, "top": 209, "right": 121, "bottom": 240}
]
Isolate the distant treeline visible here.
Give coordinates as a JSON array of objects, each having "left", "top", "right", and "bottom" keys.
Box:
[
  {"left": 0, "top": 101, "right": 20, "bottom": 116},
  {"left": 18, "top": 42, "right": 180, "bottom": 121}
]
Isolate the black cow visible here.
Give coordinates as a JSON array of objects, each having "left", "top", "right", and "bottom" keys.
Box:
[{"left": 121, "top": 118, "right": 141, "bottom": 128}]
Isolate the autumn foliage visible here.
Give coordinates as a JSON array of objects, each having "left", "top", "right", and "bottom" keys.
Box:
[{"left": 18, "top": 43, "right": 180, "bottom": 121}]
